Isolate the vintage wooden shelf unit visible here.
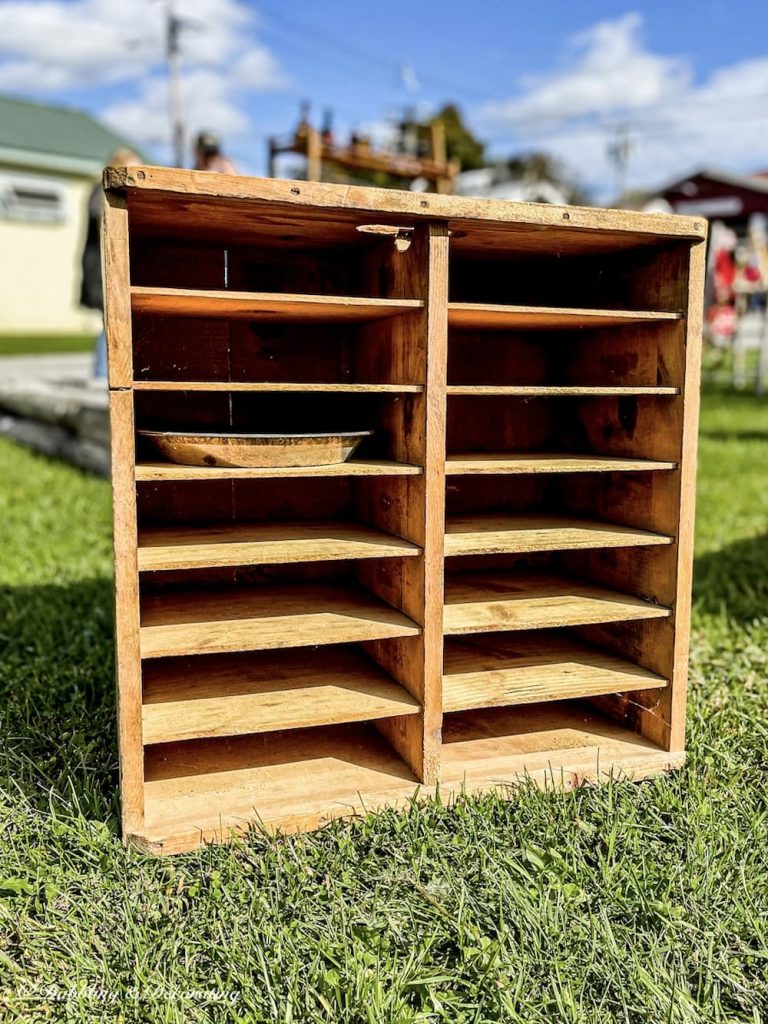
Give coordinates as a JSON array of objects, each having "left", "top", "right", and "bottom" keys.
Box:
[{"left": 103, "top": 166, "right": 705, "bottom": 854}]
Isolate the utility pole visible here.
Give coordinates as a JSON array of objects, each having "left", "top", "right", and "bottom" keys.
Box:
[
  {"left": 607, "top": 125, "right": 632, "bottom": 203},
  {"left": 165, "top": 1, "right": 185, "bottom": 168}
]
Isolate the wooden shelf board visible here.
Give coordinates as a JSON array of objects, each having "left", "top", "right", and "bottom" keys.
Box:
[
  {"left": 140, "top": 582, "right": 421, "bottom": 659},
  {"left": 445, "top": 513, "right": 672, "bottom": 557},
  {"left": 135, "top": 459, "right": 421, "bottom": 481},
  {"left": 132, "top": 286, "right": 423, "bottom": 322},
  {"left": 134, "top": 703, "right": 681, "bottom": 854},
  {"left": 138, "top": 519, "right": 420, "bottom": 571},
  {"left": 142, "top": 648, "right": 420, "bottom": 745},
  {"left": 133, "top": 381, "right": 424, "bottom": 393},
  {"left": 443, "top": 633, "right": 667, "bottom": 712},
  {"left": 448, "top": 303, "right": 681, "bottom": 330},
  {"left": 446, "top": 385, "right": 679, "bottom": 396},
  {"left": 446, "top": 453, "right": 676, "bottom": 475},
  {"left": 444, "top": 570, "right": 670, "bottom": 635}
]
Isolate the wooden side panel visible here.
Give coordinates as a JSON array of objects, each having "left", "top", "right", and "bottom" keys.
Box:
[
  {"left": 103, "top": 192, "right": 133, "bottom": 387},
  {"left": 667, "top": 238, "right": 705, "bottom": 750},
  {"left": 108, "top": 390, "right": 144, "bottom": 832},
  {"left": 357, "top": 222, "right": 449, "bottom": 782}
]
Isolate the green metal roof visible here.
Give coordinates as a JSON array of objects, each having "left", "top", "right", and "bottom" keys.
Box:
[{"left": 0, "top": 95, "right": 143, "bottom": 171}]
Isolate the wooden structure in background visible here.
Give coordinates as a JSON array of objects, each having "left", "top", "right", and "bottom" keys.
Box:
[
  {"left": 268, "top": 121, "right": 459, "bottom": 193},
  {"left": 103, "top": 166, "right": 706, "bottom": 854}
]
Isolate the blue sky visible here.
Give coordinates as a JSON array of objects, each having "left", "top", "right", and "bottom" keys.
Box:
[{"left": 1, "top": 0, "right": 768, "bottom": 198}]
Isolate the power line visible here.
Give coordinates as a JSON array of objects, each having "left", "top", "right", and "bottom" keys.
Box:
[{"left": 257, "top": 3, "right": 498, "bottom": 102}]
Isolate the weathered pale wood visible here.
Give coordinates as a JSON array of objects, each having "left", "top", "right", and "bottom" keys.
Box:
[
  {"left": 133, "top": 703, "right": 682, "bottom": 853},
  {"left": 142, "top": 648, "right": 420, "bottom": 744},
  {"left": 445, "top": 514, "right": 671, "bottom": 557},
  {"left": 439, "top": 703, "right": 682, "bottom": 785},
  {"left": 355, "top": 222, "right": 449, "bottom": 783},
  {"left": 103, "top": 170, "right": 703, "bottom": 853},
  {"left": 446, "top": 453, "right": 676, "bottom": 475},
  {"left": 138, "top": 519, "right": 419, "bottom": 571},
  {"left": 108, "top": 390, "right": 144, "bottom": 832},
  {"left": 105, "top": 165, "right": 705, "bottom": 243},
  {"left": 103, "top": 193, "right": 133, "bottom": 387},
  {"left": 132, "top": 286, "right": 422, "bottom": 321},
  {"left": 140, "top": 582, "right": 421, "bottom": 659},
  {"left": 135, "top": 459, "right": 421, "bottom": 480},
  {"left": 133, "top": 381, "right": 424, "bottom": 393},
  {"left": 667, "top": 239, "right": 706, "bottom": 750},
  {"left": 446, "top": 385, "right": 679, "bottom": 396},
  {"left": 444, "top": 571, "right": 670, "bottom": 635},
  {"left": 443, "top": 633, "right": 666, "bottom": 712},
  {"left": 448, "top": 303, "right": 681, "bottom": 330}
]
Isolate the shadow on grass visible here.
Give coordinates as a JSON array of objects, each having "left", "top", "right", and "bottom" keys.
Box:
[
  {"left": 694, "top": 532, "right": 768, "bottom": 622},
  {"left": 0, "top": 575, "right": 119, "bottom": 823}
]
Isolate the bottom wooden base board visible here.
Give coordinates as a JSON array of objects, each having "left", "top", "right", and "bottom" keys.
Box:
[{"left": 131, "top": 701, "right": 684, "bottom": 855}]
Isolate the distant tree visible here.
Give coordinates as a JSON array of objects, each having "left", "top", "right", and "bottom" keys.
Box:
[
  {"left": 429, "top": 103, "right": 485, "bottom": 171},
  {"left": 501, "top": 152, "right": 589, "bottom": 205}
]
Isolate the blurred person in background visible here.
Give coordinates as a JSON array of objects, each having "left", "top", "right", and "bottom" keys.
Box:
[
  {"left": 81, "top": 147, "right": 140, "bottom": 379},
  {"left": 194, "top": 131, "right": 236, "bottom": 174}
]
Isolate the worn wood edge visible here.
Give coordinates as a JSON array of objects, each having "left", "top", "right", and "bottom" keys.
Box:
[
  {"left": 134, "top": 459, "right": 423, "bottom": 480},
  {"left": 420, "top": 221, "right": 450, "bottom": 784},
  {"left": 445, "top": 386, "right": 680, "bottom": 396},
  {"left": 104, "top": 166, "right": 706, "bottom": 240},
  {"left": 102, "top": 192, "right": 133, "bottom": 388},
  {"left": 131, "top": 286, "right": 424, "bottom": 313},
  {"left": 445, "top": 454, "right": 678, "bottom": 475},
  {"left": 125, "top": 749, "right": 686, "bottom": 855},
  {"left": 132, "top": 381, "right": 426, "bottom": 393},
  {"left": 447, "top": 303, "right": 682, "bottom": 325},
  {"left": 109, "top": 391, "right": 144, "bottom": 833},
  {"left": 668, "top": 237, "right": 707, "bottom": 751}
]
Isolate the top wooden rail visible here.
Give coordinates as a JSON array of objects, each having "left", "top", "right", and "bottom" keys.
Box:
[{"left": 104, "top": 166, "right": 707, "bottom": 243}]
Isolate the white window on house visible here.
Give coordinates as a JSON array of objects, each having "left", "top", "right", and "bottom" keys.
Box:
[{"left": 0, "top": 172, "right": 68, "bottom": 224}]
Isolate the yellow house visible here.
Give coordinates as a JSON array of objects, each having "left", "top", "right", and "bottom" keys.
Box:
[{"left": 0, "top": 95, "right": 141, "bottom": 336}]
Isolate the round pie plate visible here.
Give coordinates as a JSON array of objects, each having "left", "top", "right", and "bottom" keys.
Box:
[{"left": 138, "top": 430, "right": 373, "bottom": 468}]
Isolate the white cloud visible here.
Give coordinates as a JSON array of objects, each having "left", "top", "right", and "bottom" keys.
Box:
[
  {"left": 0, "top": 0, "right": 288, "bottom": 158},
  {"left": 487, "top": 13, "right": 689, "bottom": 125},
  {"left": 478, "top": 12, "right": 768, "bottom": 199}
]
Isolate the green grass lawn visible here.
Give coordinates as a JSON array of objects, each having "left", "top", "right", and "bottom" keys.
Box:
[
  {"left": 0, "top": 334, "right": 94, "bottom": 356},
  {"left": 0, "top": 389, "right": 767, "bottom": 1022}
]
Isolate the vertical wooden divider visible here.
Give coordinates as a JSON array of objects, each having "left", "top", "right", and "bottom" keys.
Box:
[
  {"left": 356, "top": 222, "right": 449, "bottom": 783},
  {"left": 103, "top": 191, "right": 144, "bottom": 833}
]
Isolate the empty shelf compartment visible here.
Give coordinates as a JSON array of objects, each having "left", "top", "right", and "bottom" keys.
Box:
[
  {"left": 443, "top": 631, "right": 667, "bottom": 713},
  {"left": 140, "top": 723, "right": 420, "bottom": 853},
  {"left": 444, "top": 570, "right": 670, "bottom": 635},
  {"left": 138, "top": 519, "right": 420, "bottom": 571},
  {"left": 140, "top": 581, "right": 421, "bottom": 659},
  {"left": 440, "top": 702, "right": 682, "bottom": 790},
  {"left": 445, "top": 513, "right": 672, "bottom": 557},
  {"left": 142, "top": 647, "right": 420, "bottom": 744}
]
